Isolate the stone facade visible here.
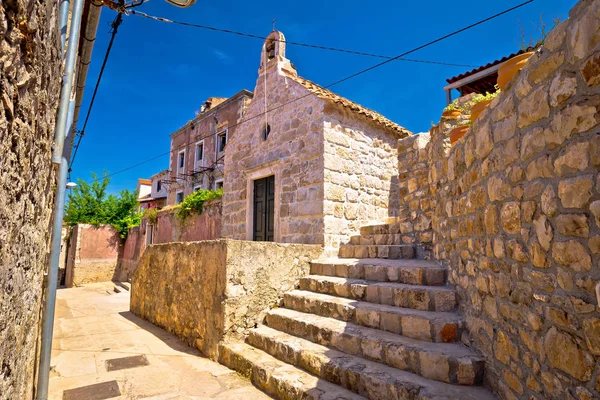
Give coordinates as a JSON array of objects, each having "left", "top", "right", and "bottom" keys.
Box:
[
  {"left": 167, "top": 91, "right": 253, "bottom": 205},
  {"left": 130, "top": 239, "right": 322, "bottom": 359},
  {"left": 222, "top": 31, "right": 410, "bottom": 253},
  {"left": 396, "top": 2, "right": 600, "bottom": 398},
  {"left": 0, "top": 0, "right": 62, "bottom": 397}
]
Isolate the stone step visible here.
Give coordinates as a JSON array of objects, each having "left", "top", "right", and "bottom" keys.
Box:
[
  {"left": 349, "top": 233, "right": 407, "bottom": 246},
  {"left": 360, "top": 223, "right": 403, "bottom": 236},
  {"left": 247, "top": 326, "right": 495, "bottom": 400},
  {"left": 219, "top": 341, "right": 367, "bottom": 400},
  {"left": 284, "top": 290, "right": 463, "bottom": 343},
  {"left": 311, "top": 258, "right": 446, "bottom": 286},
  {"left": 338, "top": 244, "right": 415, "bottom": 259},
  {"left": 299, "top": 275, "right": 457, "bottom": 312},
  {"left": 264, "top": 308, "right": 484, "bottom": 385}
]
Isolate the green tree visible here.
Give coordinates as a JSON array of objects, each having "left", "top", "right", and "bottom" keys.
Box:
[{"left": 64, "top": 172, "right": 143, "bottom": 239}]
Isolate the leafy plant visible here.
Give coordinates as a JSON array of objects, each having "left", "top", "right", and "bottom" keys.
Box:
[
  {"left": 145, "top": 207, "right": 159, "bottom": 225},
  {"left": 468, "top": 91, "right": 500, "bottom": 106},
  {"left": 176, "top": 187, "right": 223, "bottom": 222},
  {"left": 443, "top": 102, "right": 468, "bottom": 114},
  {"left": 456, "top": 119, "right": 472, "bottom": 127},
  {"left": 64, "top": 172, "right": 143, "bottom": 240}
]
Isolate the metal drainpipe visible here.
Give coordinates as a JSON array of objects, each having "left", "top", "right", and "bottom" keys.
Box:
[
  {"left": 36, "top": 0, "right": 84, "bottom": 396},
  {"left": 59, "top": 0, "right": 69, "bottom": 50}
]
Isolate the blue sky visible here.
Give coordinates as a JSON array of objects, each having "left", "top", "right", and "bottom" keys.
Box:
[{"left": 71, "top": 0, "right": 575, "bottom": 193}]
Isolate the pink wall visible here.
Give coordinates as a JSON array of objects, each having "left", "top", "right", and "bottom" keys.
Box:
[{"left": 78, "top": 225, "right": 120, "bottom": 259}]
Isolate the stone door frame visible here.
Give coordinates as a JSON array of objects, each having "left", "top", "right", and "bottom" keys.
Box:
[{"left": 245, "top": 163, "right": 281, "bottom": 242}]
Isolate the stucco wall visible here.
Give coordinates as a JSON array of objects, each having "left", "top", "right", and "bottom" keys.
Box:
[
  {"left": 65, "top": 224, "right": 120, "bottom": 287},
  {"left": 0, "top": 0, "right": 62, "bottom": 397},
  {"left": 397, "top": 3, "right": 600, "bottom": 398},
  {"left": 323, "top": 104, "right": 400, "bottom": 252},
  {"left": 130, "top": 239, "right": 322, "bottom": 359},
  {"left": 222, "top": 63, "right": 326, "bottom": 244},
  {"left": 154, "top": 199, "right": 222, "bottom": 243}
]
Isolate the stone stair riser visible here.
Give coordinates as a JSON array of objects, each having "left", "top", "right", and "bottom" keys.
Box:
[
  {"left": 310, "top": 263, "right": 446, "bottom": 286},
  {"left": 264, "top": 311, "right": 484, "bottom": 385},
  {"left": 338, "top": 245, "right": 415, "bottom": 259},
  {"left": 299, "top": 277, "right": 457, "bottom": 312},
  {"left": 284, "top": 293, "right": 463, "bottom": 343}
]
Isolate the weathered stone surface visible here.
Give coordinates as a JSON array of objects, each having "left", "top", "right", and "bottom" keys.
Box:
[
  {"left": 567, "top": 0, "right": 600, "bottom": 62},
  {"left": 554, "top": 142, "right": 590, "bottom": 176},
  {"left": 493, "top": 114, "right": 517, "bottom": 142},
  {"left": 558, "top": 176, "right": 593, "bottom": 208},
  {"left": 518, "top": 86, "right": 550, "bottom": 128},
  {"left": 495, "top": 331, "right": 519, "bottom": 365},
  {"left": 590, "top": 200, "right": 600, "bottom": 227},
  {"left": 583, "top": 318, "right": 600, "bottom": 355},
  {"left": 475, "top": 121, "right": 493, "bottom": 159},
  {"left": 580, "top": 51, "right": 600, "bottom": 86},
  {"left": 545, "top": 104, "right": 599, "bottom": 148},
  {"left": 549, "top": 72, "right": 577, "bottom": 106},
  {"left": 544, "top": 20, "right": 567, "bottom": 52},
  {"left": 531, "top": 243, "right": 549, "bottom": 268},
  {"left": 501, "top": 203, "right": 521, "bottom": 234},
  {"left": 552, "top": 240, "right": 592, "bottom": 271},
  {"left": 590, "top": 236, "right": 600, "bottom": 254},
  {"left": 520, "top": 127, "right": 545, "bottom": 161},
  {"left": 533, "top": 215, "right": 553, "bottom": 251},
  {"left": 529, "top": 52, "right": 565, "bottom": 84},
  {"left": 0, "top": 1, "right": 62, "bottom": 398},
  {"left": 544, "top": 327, "right": 595, "bottom": 381},
  {"left": 487, "top": 176, "right": 510, "bottom": 202},
  {"left": 526, "top": 155, "right": 554, "bottom": 181},
  {"left": 556, "top": 214, "right": 589, "bottom": 237},
  {"left": 541, "top": 185, "right": 559, "bottom": 217}
]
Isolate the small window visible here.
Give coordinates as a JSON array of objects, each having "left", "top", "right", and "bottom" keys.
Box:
[
  {"left": 196, "top": 141, "right": 204, "bottom": 162},
  {"left": 177, "top": 150, "right": 185, "bottom": 174},
  {"left": 176, "top": 191, "right": 184, "bottom": 204},
  {"left": 193, "top": 184, "right": 202, "bottom": 192},
  {"left": 156, "top": 181, "right": 162, "bottom": 192},
  {"left": 216, "top": 130, "right": 227, "bottom": 153},
  {"left": 215, "top": 179, "right": 224, "bottom": 190}
]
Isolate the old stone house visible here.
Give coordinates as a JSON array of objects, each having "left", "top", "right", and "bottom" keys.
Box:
[
  {"left": 167, "top": 91, "right": 253, "bottom": 205},
  {"left": 222, "top": 31, "right": 411, "bottom": 253}
]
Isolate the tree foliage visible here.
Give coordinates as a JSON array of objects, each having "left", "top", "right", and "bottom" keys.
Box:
[{"left": 64, "top": 172, "right": 143, "bottom": 239}]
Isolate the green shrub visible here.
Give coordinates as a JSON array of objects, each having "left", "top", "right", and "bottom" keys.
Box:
[
  {"left": 176, "top": 188, "right": 223, "bottom": 221},
  {"left": 145, "top": 207, "right": 159, "bottom": 225},
  {"left": 468, "top": 91, "right": 500, "bottom": 106}
]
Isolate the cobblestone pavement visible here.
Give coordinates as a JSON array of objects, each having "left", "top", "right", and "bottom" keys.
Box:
[{"left": 49, "top": 282, "right": 273, "bottom": 400}]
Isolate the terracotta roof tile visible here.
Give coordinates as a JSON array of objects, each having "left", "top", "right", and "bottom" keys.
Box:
[
  {"left": 446, "top": 47, "right": 535, "bottom": 84},
  {"left": 288, "top": 75, "right": 412, "bottom": 137}
]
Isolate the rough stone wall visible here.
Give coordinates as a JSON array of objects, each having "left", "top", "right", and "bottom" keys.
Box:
[
  {"left": 64, "top": 224, "right": 120, "bottom": 287},
  {"left": 393, "top": 133, "right": 434, "bottom": 257},
  {"left": 0, "top": 0, "right": 61, "bottom": 397},
  {"left": 222, "top": 65, "right": 326, "bottom": 244},
  {"left": 130, "top": 239, "right": 322, "bottom": 359},
  {"left": 322, "top": 105, "right": 400, "bottom": 253},
  {"left": 410, "top": 3, "right": 600, "bottom": 398}
]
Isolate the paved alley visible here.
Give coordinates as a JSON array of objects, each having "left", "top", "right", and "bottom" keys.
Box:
[{"left": 48, "top": 282, "right": 273, "bottom": 400}]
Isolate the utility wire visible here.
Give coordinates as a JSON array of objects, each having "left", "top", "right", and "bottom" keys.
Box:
[
  {"left": 69, "top": 13, "right": 124, "bottom": 172},
  {"left": 80, "top": 0, "right": 533, "bottom": 183},
  {"left": 130, "top": 10, "right": 477, "bottom": 68}
]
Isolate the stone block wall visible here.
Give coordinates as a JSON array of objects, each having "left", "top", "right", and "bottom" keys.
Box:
[
  {"left": 322, "top": 104, "right": 400, "bottom": 252},
  {"left": 222, "top": 67, "right": 326, "bottom": 244},
  {"left": 396, "top": 2, "right": 600, "bottom": 398},
  {"left": 130, "top": 239, "right": 322, "bottom": 359},
  {"left": 395, "top": 133, "right": 434, "bottom": 257},
  {"left": 0, "top": 0, "right": 62, "bottom": 397},
  {"left": 64, "top": 224, "right": 121, "bottom": 287}
]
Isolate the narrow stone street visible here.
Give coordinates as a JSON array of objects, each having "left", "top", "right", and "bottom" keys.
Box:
[{"left": 48, "top": 283, "right": 273, "bottom": 400}]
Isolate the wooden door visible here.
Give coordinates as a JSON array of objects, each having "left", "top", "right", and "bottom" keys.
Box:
[{"left": 253, "top": 176, "right": 275, "bottom": 241}]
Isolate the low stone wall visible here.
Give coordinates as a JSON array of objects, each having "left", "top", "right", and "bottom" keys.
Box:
[
  {"left": 130, "top": 239, "right": 322, "bottom": 359},
  {"left": 396, "top": 3, "right": 600, "bottom": 398},
  {"left": 153, "top": 199, "right": 221, "bottom": 244},
  {"left": 65, "top": 224, "right": 121, "bottom": 286}
]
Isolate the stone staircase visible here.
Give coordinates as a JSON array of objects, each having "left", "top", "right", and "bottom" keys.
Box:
[{"left": 219, "top": 223, "right": 496, "bottom": 400}]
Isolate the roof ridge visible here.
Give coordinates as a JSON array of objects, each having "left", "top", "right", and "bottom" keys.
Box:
[{"left": 288, "top": 74, "right": 411, "bottom": 137}]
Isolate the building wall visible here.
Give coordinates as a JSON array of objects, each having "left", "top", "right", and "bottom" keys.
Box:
[
  {"left": 167, "top": 93, "right": 252, "bottom": 205},
  {"left": 130, "top": 240, "right": 322, "bottom": 359},
  {"left": 64, "top": 224, "right": 120, "bottom": 287},
  {"left": 398, "top": 4, "right": 600, "bottom": 398},
  {"left": 322, "top": 104, "right": 400, "bottom": 252},
  {"left": 221, "top": 62, "right": 326, "bottom": 244},
  {"left": 150, "top": 170, "right": 168, "bottom": 205},
  {"left": 0, "top": 0, "right": 62, "bottom": 397}
]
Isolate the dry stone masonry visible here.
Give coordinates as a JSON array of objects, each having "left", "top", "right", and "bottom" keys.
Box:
[{"left": 0, "top": 0, "right": 62, "bottom": 398}]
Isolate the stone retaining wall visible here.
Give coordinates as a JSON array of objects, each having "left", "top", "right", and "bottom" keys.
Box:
[
  {"left": 399, "top": 2, "right": 600, "bottom": 398},
  {"left": 130, "top": 239, "right": 322, "bottom": 359}
]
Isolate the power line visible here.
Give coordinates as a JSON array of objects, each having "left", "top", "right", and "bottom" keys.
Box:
[
  {"left": 129, "top": 10, "right": 477, "bottom": 68},
  {"left": 69, "top": 13, "right": 124, "bottom": 172},
  {"left": 80, "top": 0, "right": 533, "bottom": 183}
]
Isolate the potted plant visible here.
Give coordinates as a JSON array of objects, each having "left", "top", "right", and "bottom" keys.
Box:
[
  {"left": 448, "top": 120, "right": 471, "bottom": 145},
  {"left": 469, "top": 91, "right": 500, "bottom": 122},
  {"left": 441, "top": 102, "right": 466, "bottom": 119},
  {"left": 497, "top": 52, "right": 535, "bottom": 90}
]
